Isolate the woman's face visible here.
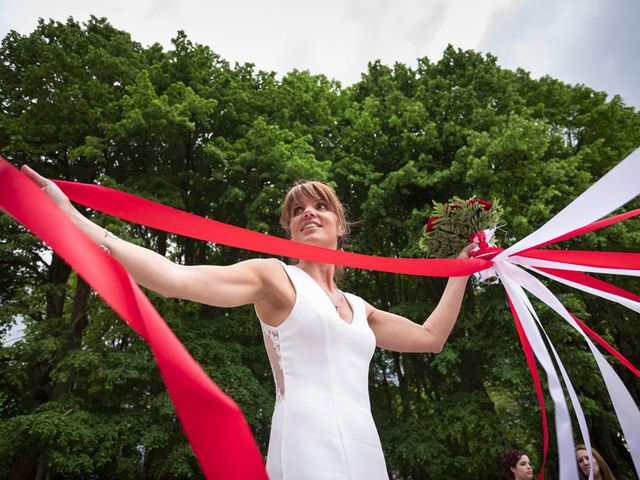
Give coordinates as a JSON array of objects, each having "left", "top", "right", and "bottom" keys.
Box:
[
  {"left": 511, "top": 454, "right": 533, "bottom": 480},
  {"left": 576, "top": 449, "right": 600, "bottom": 477},
  {"left": 288, "top": 196, "right": 344, "bottom": 248}
]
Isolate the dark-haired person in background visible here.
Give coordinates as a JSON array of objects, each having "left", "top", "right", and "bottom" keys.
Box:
[{"left": 500, "top": 449, "right": 534, "bottom": 480}]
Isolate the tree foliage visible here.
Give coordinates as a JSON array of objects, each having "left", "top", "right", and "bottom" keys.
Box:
[{"left": 1, "top": 17, "right": 639, "bottom": 479}]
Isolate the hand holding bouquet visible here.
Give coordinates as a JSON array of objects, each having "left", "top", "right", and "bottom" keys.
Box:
[{"left": 420, "top": 197, "right": 502, "bottom": 283}]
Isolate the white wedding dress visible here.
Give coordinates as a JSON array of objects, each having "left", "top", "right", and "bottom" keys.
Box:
[{"left": 257, "top": 263, "right": 389, "bottom": 480}]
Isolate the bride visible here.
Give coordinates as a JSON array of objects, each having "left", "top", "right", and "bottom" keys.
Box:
[{"left": 23, "top": 167, "right": 474, "bottom": 480}]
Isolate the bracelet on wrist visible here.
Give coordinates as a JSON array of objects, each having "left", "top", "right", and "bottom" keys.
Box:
[{"left": 98, "top": 229, "right": 118, "bottom": 255}]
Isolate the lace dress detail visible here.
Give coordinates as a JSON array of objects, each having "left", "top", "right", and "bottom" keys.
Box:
[{"left": 262, "top": 326, "right": 285, "bottom": 403}]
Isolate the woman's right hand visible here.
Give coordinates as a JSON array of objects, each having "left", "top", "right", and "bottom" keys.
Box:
[{"left": 21, "top": 165, "right": 75, "bottom": 214}]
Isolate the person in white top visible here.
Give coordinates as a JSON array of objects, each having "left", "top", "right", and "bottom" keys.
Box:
[{"left": 22, "top": 168, "right": 474, "bottom": 480}]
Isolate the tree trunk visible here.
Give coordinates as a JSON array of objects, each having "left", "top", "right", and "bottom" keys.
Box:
[{"left": 392, "top": 351, "right": 411, "bottom": 419}]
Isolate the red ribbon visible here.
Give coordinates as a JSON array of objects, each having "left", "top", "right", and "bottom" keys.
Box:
[
  {"left": 569, "top": 312, "right": 640, "bottom": 378},
  {"left": 0, "top": 160, "right": 268, "bottom": 480},
  {"left": 518, "top": 249, "right": 640, "bottom": 270},
  {"left": 535, "top": 267, "right": 640, "bottom": 304},
  {"left": 519, "top": 209, "right": 640, "bottom": 253},
  {"left": 1, "top": 157, "right": 638, "bottom": 478},
  {"left": 52, "top": 179, "right": 488, "bottom": 277},
  {"left": 469, "top": 230, "right": 490, "bottom": 249}
]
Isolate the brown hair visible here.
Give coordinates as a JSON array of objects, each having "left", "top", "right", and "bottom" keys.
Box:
[
  {"left": 279, "top": 181, "right": 350, "bottom": 249},
  {"left": 575, "top": 445, "right": 616, "bottom": 480},
  {"left": 500, "top": 449, "right": 528, "bottom": 480}
]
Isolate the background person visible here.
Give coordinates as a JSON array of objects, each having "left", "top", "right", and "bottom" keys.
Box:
[
  {"left": 500, "top": 448, "right": 534, "bottom": 480},
  {"left": 576, "top": 444, "right": 616, "bottom": 480}
]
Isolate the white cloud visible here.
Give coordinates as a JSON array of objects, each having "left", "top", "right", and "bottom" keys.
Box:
[
  {"left": 480, "top": 0, "right": 640, "bottom": 108},
  {"left": 0, "top": 0, "right": 637, "bottom": 108}
]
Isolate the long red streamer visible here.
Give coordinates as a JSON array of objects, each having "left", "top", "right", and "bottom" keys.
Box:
[
  {"left": 2, "top": 156, "right": 638, "bottom": 478},
  {"left": 535, "top": 267, "right": 640, "bottom": 303},
  {"left": 569, "top": 312, "right": 640, "bottom": 378},
  {"left": 520, "top": 209, "right": 640, "bottom": 253},
  {"left": 52, "top": 179, "right": 489, "bottom": 277},
  {"left": 0, "top": 159, "right": 268, "bottom": 479},
  {"left": 518, "top": 249, "right": 640, "bottom": 270}
]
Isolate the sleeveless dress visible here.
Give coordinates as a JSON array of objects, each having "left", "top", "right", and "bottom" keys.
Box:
[{"left": 256, "top": 263, "right": 389, "bottom": 480}]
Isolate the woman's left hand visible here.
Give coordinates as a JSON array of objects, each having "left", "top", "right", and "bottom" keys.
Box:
[{"left": 456, "top": 243, "right": 477, "bottom": 259}]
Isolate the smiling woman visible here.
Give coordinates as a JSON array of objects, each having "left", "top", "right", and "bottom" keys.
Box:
[
  {"left": 279, "top": 180, "right": 350, "bottom": 250},
  {"left": 279, "top": 181, "right": 353, "bottom": 291},
  {"left": 18, "top": 168, "right": 475, "bottom": 480}
]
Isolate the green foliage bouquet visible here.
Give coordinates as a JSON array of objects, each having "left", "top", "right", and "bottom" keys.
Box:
[{"left": 420, "top": 197, "right": 502, "bottom": 259}]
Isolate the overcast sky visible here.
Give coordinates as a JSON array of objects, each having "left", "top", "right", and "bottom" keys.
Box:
[{"left": 0, "top": 0, "right": 638, "bottom": 109}]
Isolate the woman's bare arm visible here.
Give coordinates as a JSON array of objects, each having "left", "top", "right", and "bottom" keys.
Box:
[
  {"left": 21, "top": 165, "right": 283, "bottom": 308},
  {"left": 366, "top": 244, "right": 475, "bottom": 353}
]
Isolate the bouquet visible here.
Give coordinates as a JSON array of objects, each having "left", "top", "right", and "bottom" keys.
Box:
[{"left": 420, "top": 197, "right": 502, "bottom": 283}]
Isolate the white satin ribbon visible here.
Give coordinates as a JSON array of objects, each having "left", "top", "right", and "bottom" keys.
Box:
[
  {"left": 510, "top": 255, "right": 640, "bottom": 277},
  {"left": 489, "top": 147, "right": 640, "bottom": 477},
  {"left": 495, "top": 147, "right": 640, "bottom": 261},
  {"left": 497, "top": 262, "right": 580, "bottom": 479},
  {"left": 497, "top": 261, "right": 640, "bottom": 475},
  {"left": 525, "top": 266, "right": 640, "bottom": 314}
]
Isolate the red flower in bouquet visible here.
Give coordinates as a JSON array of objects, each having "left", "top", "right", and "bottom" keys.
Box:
[
  {"left": 425, "top": 215, "right": 441, "bottom": 233},
  {"left": 467, "top": 199, "right": 493, "bottom": 211}
]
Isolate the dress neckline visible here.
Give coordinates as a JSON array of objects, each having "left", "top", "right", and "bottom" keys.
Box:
[{"left": 292, "top": 265, "right": 355, "bottom": 325}]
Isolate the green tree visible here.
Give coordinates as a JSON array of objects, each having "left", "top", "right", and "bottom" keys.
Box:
[{"left": 1, "top": 21, "right": 638, "bottom": 479}]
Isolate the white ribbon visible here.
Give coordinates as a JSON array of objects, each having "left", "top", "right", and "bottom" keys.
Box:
[
  {"left": 508, "top": 262, "right": 640, "bottom": 474},
  {"left": 497, "top": 264, "right": 581, "bottom": 479},
  {"left": 524, "top": 266, "right": 640, "bottom": 314},
  {"left": 495, "top": 147, "right": 640, "bottom": 261},
  {"left": 491, "top": 147, "right": 640, "bottom": 478},
  {"left": 510, "top": 255, "right": 640, "bottom": 277},
  {"left": 471, "top": 229, "right": 499, "bottom": 284}
]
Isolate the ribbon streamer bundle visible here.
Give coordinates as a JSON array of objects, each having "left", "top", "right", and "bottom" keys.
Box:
[{"left": 0, "top": 148, "right": 639, "bottom": 479}]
